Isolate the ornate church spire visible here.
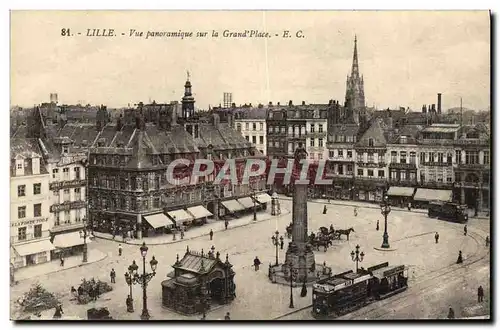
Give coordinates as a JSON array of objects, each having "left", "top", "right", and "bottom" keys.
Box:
[
  {"left": 351, "top": 35, "right": 359, "bottom": 78},
  {"left": 344, "top": 35, "right": 366, "bottom": 125}
]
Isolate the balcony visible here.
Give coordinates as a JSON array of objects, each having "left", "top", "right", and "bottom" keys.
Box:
[
  {"left": 417, "top": 139, "right": 455, "bottom": 146},
  {"left": 50, "top": 179, "right": 87, "bottom": 191},
  {"left": 328, "top": 156, "right": 355, "bottom": 162},
  {"left": 454, "top": 139, "right": 490, "bottom": 146},
  {"left": 51, "top": 221, "right": 85, "bottom": 233},
  {"left": 420, "top": 162, "right": 452, "bottom": 167},
  {"left": 305, "top": 131, "right": 327, "bottom": 138},
  {"left": 326, "top": 173, "right": 354, "bottom": 180},
  {"left": 356, "top": 162, "right": 387, "bottom": 168},
  {"left": 388, "top": 179, "right": 418, "bottom": 187},
  {"left": 50, "top": 200, "right": 86, "bottom": 213},
  {"left": 420, "top": 181, "right": 454, "bottom": 189},
  {"left": 11, "top": 231, "right": 50, "bottom": 243},
  {"left": 388, "top": 162, "right": 417, "bottom": 170},
  {"left": 457, "top": 163, "right": 490, "bottom": 170}
]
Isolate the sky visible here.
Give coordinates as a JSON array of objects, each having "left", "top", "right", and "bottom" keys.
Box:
[{"left": 10, "top": 10, "right": 490, "bottom": 111}]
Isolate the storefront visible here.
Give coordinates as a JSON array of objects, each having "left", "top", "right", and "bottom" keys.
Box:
[
  {"left": 186, "top": 205, "right": 213, "bottom": 225},
  {"left": 220, "top": 199, "right": 246, "bottom": 217},
  {"left": 12, "top": 239, "right": 55, "bottom": 268},
  {"left": 167, "top": 209, "right": 195, "bottom": 228},
  {"left": 143, "top": 213, "right": 175, "bottom": 236},
  {"left": 387, "top": 186, "right": 416, "bottom": 208},
  {"left": 52, "top": 231, "right": 90, "bottom": 258},
  {"left": 413, "top": 188, "right": 452, "bottom": 209},
  {"left": 254, "top": 193, "right": 272, "bottom": 210}
]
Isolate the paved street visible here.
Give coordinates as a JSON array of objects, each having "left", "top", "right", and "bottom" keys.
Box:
[{"left": 10, "top": 199, "right": 490, "bottom": 320}]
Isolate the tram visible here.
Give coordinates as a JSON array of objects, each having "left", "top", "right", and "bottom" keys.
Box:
[{"left": 312, "top": 262, "right": 408, "bottom": 318}]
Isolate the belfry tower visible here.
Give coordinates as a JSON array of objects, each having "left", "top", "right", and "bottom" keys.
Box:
[
  {"left": 182, "top": 71, "right": 195, "bottom": 119},
  {"left": 345, "top": 35, "right": 365, "bottom": 124}
]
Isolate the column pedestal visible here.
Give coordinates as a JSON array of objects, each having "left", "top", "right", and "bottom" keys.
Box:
[{"left": 136, "top": 213, "right": 142, "bottom": 239}]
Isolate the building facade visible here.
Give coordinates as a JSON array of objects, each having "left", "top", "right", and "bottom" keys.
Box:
[
  {"left": 266, "top": 105, "right": 288, "bottom": 159},
  {"left": 233, "top": 107, "right": 267, "bottom": 155},
  {"left": 10, "top": 139, "right": 54, "bottom": 269}
]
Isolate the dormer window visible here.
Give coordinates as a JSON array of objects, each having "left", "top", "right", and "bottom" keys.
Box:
[
  {"left": 368, "top": 138, "right": 374, "bottom": 147},
  {"left": 400, "top": 136, "right": 407, "bottom": 144},
  {"left": 62, "top": 145, "right": 69, "bottom": 154}
]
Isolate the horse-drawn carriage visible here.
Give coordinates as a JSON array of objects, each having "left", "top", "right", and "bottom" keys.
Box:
[{"left": 309, "top": 227, "right": 355, "bottom": 252}]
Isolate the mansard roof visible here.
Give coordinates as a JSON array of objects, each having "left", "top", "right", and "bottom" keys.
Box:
[{"left": 356, "top": 119, "right": 387, "bottom": 148}]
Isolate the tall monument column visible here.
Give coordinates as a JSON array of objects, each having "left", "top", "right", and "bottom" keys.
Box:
[{"left": 283, "top": 146, "right": 316, "bottom": 282}]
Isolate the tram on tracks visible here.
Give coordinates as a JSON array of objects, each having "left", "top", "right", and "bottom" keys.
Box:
[{"left": 312, "top": 262, "right": 408, "bottom": 319}]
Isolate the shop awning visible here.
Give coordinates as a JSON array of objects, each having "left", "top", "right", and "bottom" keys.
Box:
[
  {"left": 255, "top": 193, "right": 272, "bottom": 204},
  {"left": 221, "top": 199, "right": 245, "bottom": 212},
  {"left": 237, "top": 197, "right": 255, "bottom": 209},
  {"left": 167, "top": 209, "right": 194, "bottom": 223},
  {"left": 53, "top": 231, "right": 86, "bottom": 248},
  {"left": 387, "top": 186, "right": 415, "bottom": 197},
  {"left": 187, "top": 206, "right": 213, "bottom": 220},
  {"left": 414, "top": 189, "right": 453, "bottom": 202},
  {"left": 14, "top": 239, "right": 55, "bottom": 256},
  {"left": 144, "top": 213, "right": 174, "bottom": 229}
]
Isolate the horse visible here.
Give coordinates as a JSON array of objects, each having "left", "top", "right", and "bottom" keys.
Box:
[
  {"left": 311, "top": 238, "right": 330, "bottom": 252},
  {"left": 335, "top": 227, "right": 355, "bottom": 241}
]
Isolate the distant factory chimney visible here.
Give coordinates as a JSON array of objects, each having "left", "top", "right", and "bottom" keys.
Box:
[{"left": 437, "top": 93, "right": 442, "bottom": 114}]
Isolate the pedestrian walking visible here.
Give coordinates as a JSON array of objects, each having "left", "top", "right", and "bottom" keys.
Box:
[
  {"left": 224, "top": 312, "right": 231, "bottom": 320},
  {"left": 478, "top": 286, "right": 484, "bottom": 303},
  {"left": 447, "top": 307, "right": 455, "bottom": 319},
  {"left": 224, "top": 220, "right": 229, "bottom": 230},
  {"left": 354, "top": 207, "right": 358, "bottom": 217},
  {"left": 110, "top": 268, "right": 116, "bottom": 283},
  {"left": 407, "top": 202, "right": 412, "bottom": 211},
  {"left": 456, "top": 250, "right": 463, "bottom": 264},
  {"left": 271, "top": 235, "right": 276, "bottom": 245},
  {"left": 180, "top": 227, "right": 185, "bottom": 239},
  {"left": 60, "top": 255, "right": 65, "bottom": 267},
  {"left": 376, "top": 220, "right": 380, "bottom": 231},
  {"left": 464, "top": 225, "right": 467, "bottom": 236},
  {"left": 323, "top": 205, "right": 327, "bottom": 214},
  {"left": 53, "top": 304, "right": 64, "bottom": 319},
  {"left": 253, "top": 256, "right": 261, "bottom": 271},
  {"left": 280, "top": 236, "right": 284, "bottom": 250},
  {"left": 485, "top": 236, "right": 490, "bottom": 247},
  {"left": 435, "top": 232, "right": 439, "bottom": 244},
  {"left": 118, "top": 244, "right": 123, "bottom": 257},
  {"left": 209, "top": 229, "right": 214, "bottom": 240}
]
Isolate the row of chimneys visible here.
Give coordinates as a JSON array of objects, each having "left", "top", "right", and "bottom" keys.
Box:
[{"left": 422, "top": 93, "right": 442, "bottom": 114}]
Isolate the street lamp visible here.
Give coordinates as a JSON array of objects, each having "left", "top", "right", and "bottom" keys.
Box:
[
  {"left": 79, "top": 220, "right": 89, "bottom": 263},
  {"left": 251, "top": 181, "right": 258, "bottom": 222},
  {"left": 272, "top": 230, "right": 279, "bottom": 266},
  {"left": 125, "top": 260, "right": 139, "bottom": 312},
  {"left": 128, "top": 242, "right": 158, "bottom": 320},
  {"left": 285, "top": 260, "right": 298, "bottom": 308},
  {"left": 350, "top": 244, "right": 365, "bottom": 273},
  {"left": 380, "top": 195, "right": 391, "bottom": 249}
]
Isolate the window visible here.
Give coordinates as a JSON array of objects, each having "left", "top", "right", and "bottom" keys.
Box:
[
  {"left": 410, "top": 172, "right": 416, "bottom": 181},
  {"left": 465, "top": 151, "right": 479, "bottom": 164},
  {"left": 318, "top": 124, "right": 323, "bottom": 133},
  {"left": 318, "top": 153, "right": 323, "bottom": 160},
  {"left": 120, "top": 178, "right": 127, "bottom": 190},
  {"left": 17, "top": 185, "right": 26, "bottom": 197},
  {"left": 34, "top": 203, "right": 42, "bottom": 217},
  {"left": 420, "top": 152, "right": 426, "bottom": 164},
  {"left": 142, "top": 179, "right": 149, "bottom": 191},
  {"left": 252, "top": 136, "right": 257, "bottom": 144},
  {"left": 259, "top": 136, "right": 264, "bottom": 144},
  {"left": 357, "top": 169, "right": 364, "bottom": 176},
  {"left": 347, "top": 164, "right": 353, "bottom": 174},
  {"left": 63, "top": 189, "right": 70, "bottom": 202},
  {"left": 318, "top": 138, "right": 324, "bottom": 147},
  {"left": 310, "top": 139, "right": 315, "bottom": 147},
  {"left": 378, "top": 153, "right": 384, "bottom": 164},
  {"left": 357, "top": 153, "right": 364, "bottom": 162},
  {"left": 62, "top": 145, "right": 69, "bottom": 154},
  {"left": 131, "top": 198, "right": 137, "bottom": 210},
  {"left": 400, "top": 136, "right": 407, "bottom": 144},
  {"left": 347, "top": 135, "right": 354, "bottom": 143},
  {"left": 34, "top": 224, "right": 42, "bottom": 238},
  {"left": 310, "top": 124, "right": 315, "bottom": 133},
  {"left": 368, "top": 138, "right": 374, "bottom": 147},
  {"left": 155, "top": 176, "right": 160, "bottom": 190},
  {"left": 378, "top": 170, "right": 384, "bottom": 177},
  {"left": 74, "top": 167, "right": 81, "bottom": 180},
  {"left": 329, "top": 151, "right": 334, "bottom": 158},
  {"left": 18, "top": 227, "right": 27, "bottom": 241},
  {"left": 401, "top": 171, "right": 407, "bottom": 181},
  {"left": 74, "top": 188, "right": 81, "bottom": 201},
  {"left": 52, "top": 169, "right": 59, "bottom": 179},
  {"left": 367, "top": 152, "right": 374, "bottom": 163},
  {"left": 236, "top": 123, "right": 242, "bottom": 131},
  {"left": 455, "top": 150, "right": 461, "bottom": 164},
  {"left": 438, "top": 152, "right": 444, "bottom": 164},
  {"left": 337, "top": 135, "right": 345, "bottom": 142},
  {"left": 245, "top": 123, "right": 249, "bottom": 130},
  {"left": 260, "top": 123, "right": 264, "bottom": 131},
  {"left": 484, "top": 151, "right": 490, "bottom": 165},
  {"left": 63, "top": 167, "right": 70, "bottom": 180},
  {"left": 143, "top": 200, "right": 149, "bottom": 210},
  {"left": 410, "top": 152, "right": 416, "bottom": 164},
  {"left": 17, "top": 162, "right": 23, "bottom": 170},
  {"left": 55, "top": 213, "right": 60, "bottom": 226},
  {"left": 391, "top": 151, "right": 397, "bottom": 163},
  {"left": 347, "top": 150, "right": 352, "bottom": 158},
  {"left": 252, "top": 123, "right": 256, "bottom": 131},
  {"left": 33, "top": 183, "right": 41, "bottom": 195},
  {"left": 245, "top": 136, "right": 249, "bottom": 141},
  {"left": 338, "top": 149, "right": 343, "bottom": 158},
  {"left": 400, "top": 152, "right": 407, "bottom": 164},
  {"left": 391, "top": 170, "right": 397, "bottom": 180},
  {"left": 75, "top": 209, "right": 81, "bottom": 222},
  {"left": 153, "top": 197, "right": 160, "bottom": 209},
  {"left": 429, "top": 153, "right": 435, "bottom": 163},
  {"left": 338, "top": 164, "right": 344, "bottom": 174},
  {"left": 18, "top": 206, "right": 26, "bottom": 219},
  {"left": 64, "top": 210, "right": 70, "bottom": 222},
  {"left": 367, "top": 169, "right": 374, "bottom": 177},
  {"left": 447, "top": 153, "right": 453, "bottom": 165}
]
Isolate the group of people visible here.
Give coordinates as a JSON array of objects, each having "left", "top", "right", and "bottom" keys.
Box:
[{"left": 447, "top": 285, "right": 486, "bottom": 319}]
